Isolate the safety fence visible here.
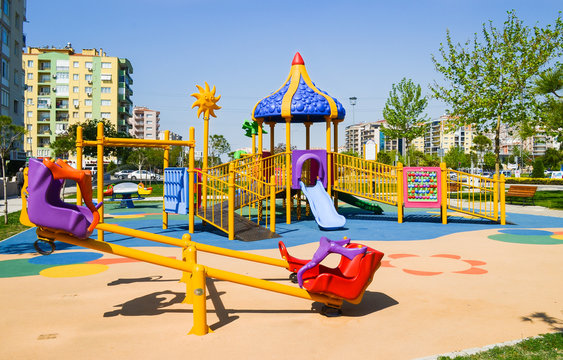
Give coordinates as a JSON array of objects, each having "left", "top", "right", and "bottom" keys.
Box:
[
  {"left": 332, "top": 153, "right": 400, "bottom": 206},
  {"left": 443, "top": 168, "right": 505, "bottom": 223},
  {"left": 194, "top": 169, "right": 230, "bottom": 234}
]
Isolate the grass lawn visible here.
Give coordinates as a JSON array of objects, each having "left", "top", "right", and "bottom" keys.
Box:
[
  {"left": 0, "top": 211, "right": 32, "bottom": 241},
  {"left": 437, "top": 332, "right": 563, "bottom": 359}
]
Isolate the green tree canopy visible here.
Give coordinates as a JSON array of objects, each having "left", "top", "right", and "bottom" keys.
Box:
[
  {"left": 0, "top": 115, "right": 26, "bottom": 224},
  {"left": 209, "top": 134, "right": 231, "bottom": 167},
  {"left": 431, "top": 10, "right": 563, "bottom": 172},
  {"left": 534, "top": 66, "right": 563, "bottom": 145},
  {"left": 444, "top": 146, "right": 470, "bottom": 170},
  {"left": 381, "top": 78, "right": 430, "bottom": 164}
]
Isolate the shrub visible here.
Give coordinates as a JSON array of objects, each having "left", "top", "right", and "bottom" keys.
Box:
[{"left": 531, "top": 158, "right": 545, "bottom": 178}]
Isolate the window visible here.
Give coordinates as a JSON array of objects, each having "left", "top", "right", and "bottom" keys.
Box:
[
  {"left": 72, "top": 112, "right": 79, "bottom": 118},
  {"left": 84, "top": 99, "right": 92, "bottom": 106},
  {"left": 100, "top": 74, "right": 111, "bottom": 81},
  {"left": 55, "top": 85, "right": 69, "bottom": 96},
  {"left": 1, "top": 26, "right": 8, "bottom": 45},
  {"left": 146, "top": 114, "right": 153, "bottom": 118},
  {"left": 56, "top": 72, "right": 69, "bottom": 82},
  {"left": 101, "top": 112, "right": 111, "bottom": 119},
  {"left": 101, "top": 99, "right": 111, "bottom": 106},
  {"left": 73, "top": 61, "right": 79, "bottom": 68},
  {"left": 27, "top": 137, "right": 32, "bottom": 144},
  {"left": 2, "top": 59, "right": 9, "bottom": 80},
  {"left": 26, "top": 85, "right": 32, "bottom": 92},
  {"left": 27, "top": 73, "right": 33, "bottom": 80},
  {"left": 73, "top": 86, "right": 79, "bottom": 93},
  {"left": 146, "top": 127, "right": 153, "bottom": 131},
  {"left": 27, "top": 111, "right": 32, "bottom": 118},
  {"left": 13, "top": 99, "right": 18, "bottom": 113},
  {"left": 84, "top": 86, "right": 92, "bottom": 93},
  {"left": 85, "top": 112, "right": 92, "bottom": 119},
  {"left": 73, "top": 99, "right": 79, "bottom": 107},
  {"left": 85, "top": 74, "right": 92, "bottom": 81},
  {"left": 73, "top": 74, "right": 79, "bottom": 80},
  {"left": 1, "top": 90, "right": 8, "bottom": 106},
  {"left": 85, "top": 62, "right": 92, "bottom": 70},
  {"left": 27, "top": 60, "right": 33, "bottom": 67},
  {"left": 3, "top": 0, "right": 9, "bottom": 16},
  {"left": 147, "top": 120, "right": 153, "bottom": 125},
  {"left": 101, "top": 87, "right": 110, "bottom": 93},
  {"left": 26, "top": 98, "right": 33, "bottom": 105},
  {"left": 101, "top": 62, "right": 111, "bottom": 68},
  {"left": 56, "top": 60, "right": 69, "bottom": 71}
]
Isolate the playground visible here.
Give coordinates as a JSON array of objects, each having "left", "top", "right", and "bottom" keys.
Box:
[{"left": 1, "top": 52, "right": 562, "bottom": 359}]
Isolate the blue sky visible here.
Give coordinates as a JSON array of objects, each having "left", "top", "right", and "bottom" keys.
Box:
[{"left": 26, "top": 0, "right": 562, "bottom": 152}]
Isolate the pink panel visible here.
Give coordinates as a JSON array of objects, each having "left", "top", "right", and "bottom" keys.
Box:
[{"left": 403, "top": 167, "right": 442, "bottom": 208}]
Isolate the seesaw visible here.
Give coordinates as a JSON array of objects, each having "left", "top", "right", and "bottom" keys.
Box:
[{"left": 23, "top": 158, "right": 384, "bottom": 334}]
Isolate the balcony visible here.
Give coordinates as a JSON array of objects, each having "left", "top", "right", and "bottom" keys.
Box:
[
  {"left": 37, "top": 104, "right": 51, "bottom": 110},
  {"left": 38, "top": 76, "right": 51, "bottom": 83},
  {"left": 38, "top": 62, "right": 51, "bottom": 71},
  {"left": 56, "top": 115, "right": 69, "bottom": 122},
  {"left": 38, "top": 89, "right": 51, "bottom": 96}
]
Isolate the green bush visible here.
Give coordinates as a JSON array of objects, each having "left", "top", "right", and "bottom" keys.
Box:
[
  {"left": 505, "top": 177, "right": 563, "bottom": 185},
  {"left": 531, "top": 158, "right": 545, "bottom": 178}
]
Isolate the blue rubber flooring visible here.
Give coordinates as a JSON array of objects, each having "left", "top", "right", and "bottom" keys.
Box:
[{"left": 1, "top": 203, "right": 561, "bottom": 255}]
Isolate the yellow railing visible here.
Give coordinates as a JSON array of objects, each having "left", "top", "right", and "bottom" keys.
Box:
[
  {"left": 235, "top": 152, "right": 289, "bottom": 194},
  {"left": 194, "top": 169, "right": 230, "bottom": 234},
  {"left": 443, "top": 168, "right": 506, "bottom": 224},
  {"left": 232, "top": 169, "right": 275, "bottom": 231},
  {"left": 332, "top": 153, "right": 399, "bottom": 206}
]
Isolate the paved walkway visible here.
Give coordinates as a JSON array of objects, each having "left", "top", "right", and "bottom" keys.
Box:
[{"left": 0, "top": 188, "right": 562, "bottom": 360}]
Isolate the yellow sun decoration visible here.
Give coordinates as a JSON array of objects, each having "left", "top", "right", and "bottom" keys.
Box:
[{"left": 190, "top": 82, "right": 221, "bottom": 119}]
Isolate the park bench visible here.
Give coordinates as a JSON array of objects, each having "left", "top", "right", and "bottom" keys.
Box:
[{"left": 505, "top": 185, "right": 537, "bottom": 205}]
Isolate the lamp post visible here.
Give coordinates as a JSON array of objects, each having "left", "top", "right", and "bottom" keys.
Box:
[{"left": 349, "top": 97, "right": 357, "bottom": 125}]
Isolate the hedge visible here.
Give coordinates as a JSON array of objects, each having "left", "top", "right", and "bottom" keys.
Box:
[{"left": 505, "top": 177, "right": 563, "bottom": 185}]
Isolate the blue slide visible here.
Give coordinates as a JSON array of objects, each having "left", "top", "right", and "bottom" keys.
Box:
[{"left": 300, "top": 180, "right": 346, "bottom": 230}]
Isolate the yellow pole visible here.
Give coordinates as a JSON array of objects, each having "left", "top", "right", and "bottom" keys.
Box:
[
  {"left": 202, "top": 116, "right": 209, "bottom": 219},
  {"left": 268, "top": 122, "right": 275, "bottom": 154},
  {"left": 440, "top": 162, "right": 448, "bottom": 224},
  {"left": 397, "top": 162, "right": 403, "bottom": 224},
  {"left": 500, "top": 174, "right": 506, "bottom": 225},
  {"left": 257, "top": 119, "right": 263, "bottom": 155},
  {"left": 493, "top": 173, "right": 499, "bottom": 220},
  {"left": 182, "top": 244, "right": 197, "bottom": 305},
  {"left": 270, "top": 175, "right": 276, "bottom": 233},
  {"left": 305, "top": 122, "right": 312, "bottom": 150},
  {"left": 285, "top": 118, "right": 291, "bottom": 224},
  {"left": 163, "top": 130, "right": 170, "bottom": 229},
  {"left": 96, "top": 122, "right": 104, "bottom": 242},
  {"left": 76, "top": 126, "right": 83, "bottom": 206},
  {"left": 188, "top": 264, "right": 212, "bottom": 335},
  {"left": 188, "top": 127, "right": 195, "bottom": 233},
  {"left": 252, "top": 134, "right": 256, "bottom": 155},
  {"left": 325, "top": 117, "right": 332, "bottom": 195},
  {"left": 228, "top": 163, "right": 235, "bottom": 240},
  {"left": 332, "top": 120, "right": 339, "bottom": 153}
]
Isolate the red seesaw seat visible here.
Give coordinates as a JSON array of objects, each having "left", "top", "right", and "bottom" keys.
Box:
[{"left": 279, "top": 238, "right": 384, "bottom": 304}]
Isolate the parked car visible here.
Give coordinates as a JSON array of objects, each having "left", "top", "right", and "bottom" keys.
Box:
[
  {"left": 114, "top": 169, "right": 134, "bottom": 180},
  {"left": 127, "top": 170, "right": 159, "bottom": 180}
]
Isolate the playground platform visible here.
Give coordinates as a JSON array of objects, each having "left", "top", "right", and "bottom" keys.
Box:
[{"left": 0, "top": 201, "right": 562, "bottom": 360}]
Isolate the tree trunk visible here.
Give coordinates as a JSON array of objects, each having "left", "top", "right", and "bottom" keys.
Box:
[
  {"left": 2, "top": 156, "right": 7, "bottom": 225},
  {"left": 495, "top": 114, "right": 501, "bottom": 175}
]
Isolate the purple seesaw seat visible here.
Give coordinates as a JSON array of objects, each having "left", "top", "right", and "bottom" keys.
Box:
[{"left": 27, "top": 158, "right": 94, "bottom": 239}]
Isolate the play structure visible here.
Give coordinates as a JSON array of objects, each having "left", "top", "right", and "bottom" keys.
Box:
[{"left": 21, "top": 156, "right": 385, "bottom": 334}]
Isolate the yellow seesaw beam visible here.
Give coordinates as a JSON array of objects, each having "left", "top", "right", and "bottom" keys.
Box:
[
  {"left": 36, "top": 228, "right": 339, "bottom": 305},
  {"left": 96, "top": 223, "right": 289, "bottom": 268}
]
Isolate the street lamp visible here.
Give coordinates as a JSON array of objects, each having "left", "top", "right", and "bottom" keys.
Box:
[{"left": 349, "top": 97, "right": 357, "bottom": 125}]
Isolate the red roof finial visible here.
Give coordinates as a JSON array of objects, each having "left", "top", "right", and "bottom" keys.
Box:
[{"left": 292, "top": 52, "right": 304, "bottom": 65}]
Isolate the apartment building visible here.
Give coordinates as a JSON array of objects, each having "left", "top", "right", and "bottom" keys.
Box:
[
  {"left": 419, "top": 116, "right": 474, "bottom": 155},
  {"left": 1, "top": 0, "right": 26, "bottom": 160},
  {"left": 158, "top": 130, "right": 182, "bottom": 141},
  {"left": 344, "top": 121, "right": 385, "bottom": 155},
  {"left": 128, "top": 106, "right": 160, "bottom": 139},
  {"left": 22, "top": 45, "right": 133, "bottom": 158}
]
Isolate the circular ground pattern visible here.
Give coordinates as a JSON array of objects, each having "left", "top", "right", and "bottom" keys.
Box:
[
  {"left": 0, "top": 259, "right": 53, "bottom": 278},
  {"left": 28, "top": 251, "right": 103, "bottom": 265},
  {"left": 488, "top": 229, "right": 563, "bottom": 245}
]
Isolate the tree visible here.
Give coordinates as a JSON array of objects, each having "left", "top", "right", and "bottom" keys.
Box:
[
  {"left": 273, "top": 142, "right": 296, "bottom": 154},
  {"left": 534, "top": 66, "right": 563, "bottom": 145},
  {"left": 50, "top": 118, "right": 132, "bottom": 162},
  {"left": 444, "top": 146, "right": 469, "bottom": 170},
  {"left": 531, "top": 158, "right": 545, "bottom": 178},
  {"left": 431, "top": 10, "right": 563, "bottom": 173},
  {"left": 381, "top": 78, "right": 430, "bottom": 165},
  {"left": 0, "top": 116, "right": 25, "bottom": 224},
  {"left": 542, "top": 148, "right": 562, "bottom": 170},
  {"left": 472, "top": 134, "right": 492, "bottom": 171},
  {"left": 208, "top": 134, "right": 231, "bottom": 167}
]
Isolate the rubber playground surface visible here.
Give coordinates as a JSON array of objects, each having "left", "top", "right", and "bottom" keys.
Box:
[{"left": 1, "top": 201, "right": 562, "bottom": 360}]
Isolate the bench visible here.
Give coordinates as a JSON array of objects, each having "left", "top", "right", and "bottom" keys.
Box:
[
  {"left": 506, "top": 185, "right": 537, "bottom": 205},
  {"left": 447, "top": 182, "right": 461, "bottom": 192}
]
